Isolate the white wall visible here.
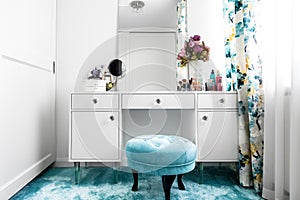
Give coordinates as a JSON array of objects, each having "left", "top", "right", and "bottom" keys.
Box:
[
  {"left": 0, "top": 0, "right": 56, "bottom": 199},
  {"left": 56, "top": 0, "right": 118, "bottom": 164},
  {"left": 188, "top": 0, "right": 225, "bottom": 74}
]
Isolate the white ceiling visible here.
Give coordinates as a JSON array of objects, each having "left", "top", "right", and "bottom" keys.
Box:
[{"left": 118, "top": 0, "right": 177, "bottom": 30}]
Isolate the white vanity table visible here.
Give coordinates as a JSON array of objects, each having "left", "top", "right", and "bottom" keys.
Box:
[{"left": 69, "top": 91, "right": 238, "bottom": 183}]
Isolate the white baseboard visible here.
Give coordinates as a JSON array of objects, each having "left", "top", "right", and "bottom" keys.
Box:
[{"left": 0, "top": 153, "right": 55, "bottom": 200}]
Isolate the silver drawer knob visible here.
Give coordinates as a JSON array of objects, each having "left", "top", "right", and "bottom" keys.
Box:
[
  {"left": 109, "top": 115, "right": 115, "bottom": 121},
  {"left": 156, "top": 98, "right": 161, "bottom": 104},
  {"left": 219, "top": 98, "right": 225, "bottom": 103},
  {"left": 202, "top": 115, "right": 208, "bottom": 121},
  {"left": 92, "top": 98, "right": 98, "bottom": 104}
]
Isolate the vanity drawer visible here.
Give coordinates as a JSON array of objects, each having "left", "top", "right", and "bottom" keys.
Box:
[
  {"left": 197, "top": 93, "right": 237, "bottom": 109},
  {"left": 122, "top": 94, "right": 195, "bottom": 109},
  {"left": 72, "top": 94, "right": 119, "bottom": 109}
]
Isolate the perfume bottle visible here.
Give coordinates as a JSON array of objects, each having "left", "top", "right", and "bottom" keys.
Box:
[
  {"left": 210, "top": 70, "right": 216, "bottom": 91},
  {"left": 216, "top": 70, "right": 223, "bottom": 91}
]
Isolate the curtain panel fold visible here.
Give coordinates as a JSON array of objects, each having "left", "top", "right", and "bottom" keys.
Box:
[
  {"left": 177, "top": 0, "right": 188, "bottom": 54},
  {"left": 176, "top": 0, "right": 188, "bottom": 82},
  {"left": 223, "top": 0, "right": 264, "bottom": 194}
]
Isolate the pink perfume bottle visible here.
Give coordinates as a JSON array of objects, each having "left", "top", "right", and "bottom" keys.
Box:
[{"left": 216, "top": 70, "right": 223, "bottom": 91}]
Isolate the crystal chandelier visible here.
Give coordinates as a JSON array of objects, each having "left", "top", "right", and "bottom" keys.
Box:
[{"left": 130, "top": 0, "right": 145, "bottom": 13}]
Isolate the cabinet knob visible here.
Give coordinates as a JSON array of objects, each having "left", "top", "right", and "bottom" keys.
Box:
[
  {"left": 219, "top": 98, "right": 225, "bottom": 103},
  {"left": 92, "top": 98, "right": 98, "bottom": 104},
  {"left": 156, "top": 98, "right": 161, "bottom": 104},
  {"left": 109, "top": 115, "right": 115, "bottom": 121},
  {"left": 202, "top": 115, "right": 208, "bottom": 121}
]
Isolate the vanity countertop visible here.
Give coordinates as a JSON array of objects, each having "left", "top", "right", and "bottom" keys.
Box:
[{"left": 72, "top": 91, "right": 237, "bottom": 95}]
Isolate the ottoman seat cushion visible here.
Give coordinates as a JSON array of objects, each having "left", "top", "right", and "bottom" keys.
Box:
[{"left": 126, "top": 135, "right": 197, "bottom": 176}]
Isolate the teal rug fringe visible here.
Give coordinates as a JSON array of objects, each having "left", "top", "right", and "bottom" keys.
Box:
[{"left": 11, "top": 166, "right": 262, "bottom": 200}]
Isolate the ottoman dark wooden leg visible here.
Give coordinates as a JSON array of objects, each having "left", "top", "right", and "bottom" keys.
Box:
[
  {"left": 177, "top": 174, "right": 185, "bottom": 190},
  {"left": 162, "top": 175, "right": 176, "bottom": 200},
  {"left": 131, "top": 169, "right": 139, "bottom": 191}
]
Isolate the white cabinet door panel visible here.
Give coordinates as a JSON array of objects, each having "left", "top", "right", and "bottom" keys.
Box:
[
  {"left": 71, "top": 112, "right": 119, "bottom": 161},
  {"left": 197, "top": 111, "right": 238, "bottom": 161}
]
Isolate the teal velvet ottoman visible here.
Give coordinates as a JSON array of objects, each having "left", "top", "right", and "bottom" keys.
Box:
[{"left": 126, "top": 135, "right": 197, "bottom": 200}]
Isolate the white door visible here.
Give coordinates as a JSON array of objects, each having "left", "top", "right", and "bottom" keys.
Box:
[{"left": 0, "top": 0, "right": 56, "bottom": 198}]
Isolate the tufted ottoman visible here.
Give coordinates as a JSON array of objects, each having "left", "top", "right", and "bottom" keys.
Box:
[{"left": 126, "top": 135, "right": 197, "bottom": 200}]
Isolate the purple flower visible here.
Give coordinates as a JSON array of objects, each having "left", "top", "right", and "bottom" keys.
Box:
[
  {"left": 177, "top": 49, "right": 186, "bottom": 59},
  {"left": 192, "top": 35, "right": 201, "bottom": 41},
  {"left": 177, "top": 34, "right": 209, "bottom": 66},
  {"left": 193, "top": 45, "right": 204, "bottom": 53},
  {"left": 188, "top": 41, "right": 195, "bottom": 48},
  {"left": 179, "top": 49, "right": 186, "bottom": 56}
]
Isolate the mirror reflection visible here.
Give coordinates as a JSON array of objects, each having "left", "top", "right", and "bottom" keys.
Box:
[
  {"left": 117, "top": 0, "right": 178, "bottom": 91},
  {"left": 117, "top": 0, "right": 224, "bottom": 92},
  {"left": 118, "top": 0, "right": 177, "bottom": 31}
]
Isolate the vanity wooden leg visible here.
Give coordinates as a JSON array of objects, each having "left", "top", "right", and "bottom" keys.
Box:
[
  {"left": 197, "top": 162, "right": 203, "bottom": 184},
  {"left": 218, "top": 162, "right": 222, "bottom": 169},
  {"left": 74, "top": 162, "right": 80, "bottom": 184},
  {"left": 113, "top": 163, "right": 118, "bottom": 184},
  {"left": 235, "top": 162, "right": 240, "bottom": 183}
]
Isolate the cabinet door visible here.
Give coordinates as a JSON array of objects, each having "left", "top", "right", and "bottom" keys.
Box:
[
  {"left": 197, "top": 111, "right": 238, "bottom": 161},
  {"left": 71, "top": 112, "right": 119, "bottom": 161}
]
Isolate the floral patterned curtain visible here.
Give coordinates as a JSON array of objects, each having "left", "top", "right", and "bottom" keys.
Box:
[
  {"left": 176, "top": 0, "right": 188, "bottom": 81},
  {"left": 177, "top": 0, "right": 188, "bottom": 54},
  {"left": 224, "top": 0, "right": 264, "bottom": 194}
]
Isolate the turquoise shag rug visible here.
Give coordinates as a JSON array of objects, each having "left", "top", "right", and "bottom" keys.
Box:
[{"left": 11, "top": 166, "right": 262, "bottom": 200}]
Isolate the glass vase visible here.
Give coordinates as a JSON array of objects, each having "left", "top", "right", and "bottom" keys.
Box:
[{"left": 187, "top": 60, "right": 206, "bottom": 91}]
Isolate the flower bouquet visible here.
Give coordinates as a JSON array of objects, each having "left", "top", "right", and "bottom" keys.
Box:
[
  {"left": 177, "top": 35, "right": 210, "bottom": 91},
  {"left": 177, "top": 35, "right": 210, "bottom": 67}
]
